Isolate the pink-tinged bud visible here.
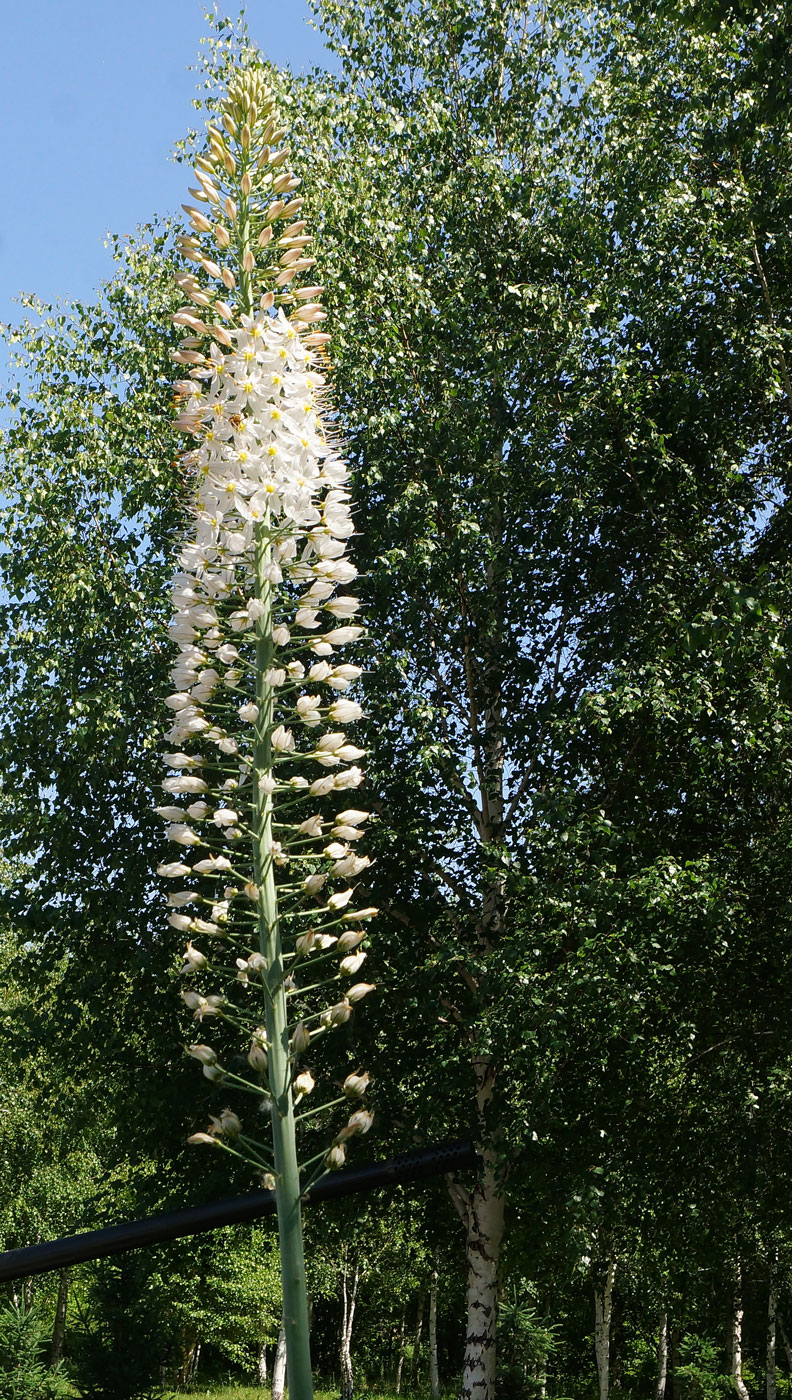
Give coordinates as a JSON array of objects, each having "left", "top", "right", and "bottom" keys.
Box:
[
  {"left": 182, "top": 205, "right": 212, "bottom": 233},
  {"left": 343, "top": 1072, "right": 370, "bottom": 1098},
  {"left": 200, "top": 258, "right": 223, "bottom": 279},
  {"left": 337, "top": 931, "right": 365, "bottom": 953},
  {"left": 221, "top": 267, "right": 236, "bottom": 290},
  {"left": 214, "top": 225, "right": 231, "bottom": 248},
  {"left": 261, "top": 291, "right": 275, "bottom": 311},
  {"left": 245, "top": 882, "right": 260, "bottom": 902},
  {"left": 188, "top": 1044, "right": 217, "bottom": 1066},
  {"left": 347, "top": 1109, "right": 374, "bottom": 1135},
  {"left": 218, "top": 1109, "right": 242, "bottom": 1137},
  {"left": 322, "top": 1000, "right": 351, "bottom": 1027},
  {"left": 294, "top": 1071, "right": 315, "bottom": 1100},
  {"left": 187, "top": 1132, "right": 218, "bottom": 1146},
  {"left": 325, "top": 1143, "right": 347, "bottom": 1170},
  {"left": 347, "top": 983, "right": 376, "bottom": 1004},
  {"left": 340, "top": 951, "right": 367, "bottom": 976},
  {"left": 214, "top": 300, "right": 234, "bottom": 321},
  {"left": 259, "top": 226, "right": 274, "bottom": 247},
  {"left": 292, "top": 1022, "right": 311, "bottom": 1054},
  {"left": 344, "top": 907, "right": 378, "bottom": 922},
  {"left": 248, "top": 1040, "right": 268, "bottom": 1072},
  {"left": 211, "top": 324, "right": 234, "bottom": 348},
  {"left": 328, "top": 889, "right": 354, "bottom": 911},
  {"left": 242, "top": 249, "right": 256, "bottom": 272}
]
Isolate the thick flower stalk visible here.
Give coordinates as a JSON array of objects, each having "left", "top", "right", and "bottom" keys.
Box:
[{"left": 156, "top": 71, "right": 375, "bottom": 1400}]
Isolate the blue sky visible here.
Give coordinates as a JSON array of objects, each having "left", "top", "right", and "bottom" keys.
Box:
[{"left": 0, "top": 3, "right": 333, "bottom": 328}]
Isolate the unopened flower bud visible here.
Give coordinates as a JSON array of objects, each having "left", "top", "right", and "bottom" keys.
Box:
[
  {"left": 347, "top": 1109, "right": 374, "bottom": 1136},
  {"left": 337, "top": 931, "right": 365, "bottom": 953},
  {"left": 347, "top": 983, "right": 376, "bottom": 1004},
  {"left": 343, "top": 1072, "right": 370, "bottom": 1098},
  {"left": 339, "top": 951, "right": 367, "bottom": 976},
  {"left": 188, "top": 1044, "right": 217, "bottom": 1066},
  {"left": 187, "top": 1132, "right": 218, "bottom": 1147},
  {"left": 293, "top": 1070, "right": 315, "bottom": 1100},
  {"left": 292, "top": 1022, "right": 311, "bottom": 1054}
]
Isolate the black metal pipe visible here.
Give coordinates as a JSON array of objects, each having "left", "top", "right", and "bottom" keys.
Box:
[{"left": 0, "top": 1140, "right": 477, "bottom": 1283}]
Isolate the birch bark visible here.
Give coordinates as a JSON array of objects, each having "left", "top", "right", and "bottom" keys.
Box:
[
  {"left": 731, "top": 1267, "right": 751, "bottom": 1400},
  {"left": 429, "top": 1261, "right": 440, "bottom": 1398},
  {"left": 395, "top": 1309, "right": 407, "bottom": 1395},
  {"left": 653, "top": 1311, "right": 668, "bottom": 1400},
  {"left": 340, "top": 1250, "right": 360, "bottom": 1400},
  {"left": 272, "top": 1319, "right": 287, "bottom": 1400},
  {"left": 49, "top": 1268, "right": 70, "bottom": 1368},
  {"left": 767, "top": 1290, "right": 777, "bottom": 1400},
  {"left": 593, "top": 1258, "right": 617, "bottom": 1400}
]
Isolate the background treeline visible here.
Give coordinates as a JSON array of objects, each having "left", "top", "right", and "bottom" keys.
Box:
[{"left": 2, "top": 1, "right": 792, "bottom": 1397}]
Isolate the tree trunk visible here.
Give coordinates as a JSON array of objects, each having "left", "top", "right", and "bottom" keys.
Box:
[
  {"left": 731, "top": 1267, "right": 751, "bottom": 1400},
  {"left": 594, "top": 1258, "right": 617, "bottom": 1400},
  {"left": 654, "top": 1311, "right": 668, "bottom": 1400},
  {"left": 429, "top": 1262, "right": 440, "bottom": 1398},
  {"left": 452, "top": 1054, "right": 506, "bottom": 1400},
  {"left": 395, "top": 1309, "right": 407, "bottom": 1395},
  {"left": 49, "top": 1268, "right": 70, "bottom": 1368},
  {"left": 340, "top": 1250, "right": 360, "bottom": 1400},
  {"left": 257, "top": 1341, "right": 268, "bottom": 1386},
  {"left": 767, "top": 1290, "right": 777, "bottom": 1400},
  {"left": 777, "top": 1312, "right": 792, "bottom": 1373},
  {"left": 272, "top": 1319, "right": 287, "bottom": 1400},
  {"left": 412, "top": 1292, "right": 425, "bottom": 1389}
]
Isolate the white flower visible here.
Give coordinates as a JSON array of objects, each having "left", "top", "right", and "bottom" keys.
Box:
[
  {"left": 167, "top": 824, "right": 203, "bottom": 846},
  {"left": 162, "top": 775, "right": 208, "bottom": 794},
  {"left": 328, "top": 889, "right": 354, "bottom": 911},
  {"left": 212, "top": 808, "right": 239, "bottom": 827},
  {"left": 339, "top": 951, "right": 367, "bottom": 976},
  {"left": 329, "top": 700, "right": 364, "bottom": 723},
  {"left": 158, "top": 862, "right": 192, "bottom": 879},
  {"left": 238, "top": 702, "right": 260, "bottom": 722},
  {"left": 271, "top": 725, "right": 295, "bottom": 752}
]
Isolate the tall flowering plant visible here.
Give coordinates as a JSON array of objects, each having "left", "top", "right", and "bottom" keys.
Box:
[{"left": 156, "top": 70, "right": 375, "bottom": 1398}]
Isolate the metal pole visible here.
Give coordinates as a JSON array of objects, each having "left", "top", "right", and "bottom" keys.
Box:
[{"left": 0, "top": 1140, "right": 477, "bottom": 1283}]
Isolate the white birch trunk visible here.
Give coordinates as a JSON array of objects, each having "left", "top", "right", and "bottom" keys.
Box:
[
  {"left": 767, "top": 1290, "right": 777, "bottom": 1400},
  {"left": 272, "top": 1319, "right": 287, "bottom": 1400},
  {"left": 594, "top": 1258, "right": 617, "bottom": 1400},
  {"left": 412, "top": 1292, "right": 425, "bottom": 1388},
  {"left": 731, "top": 1268, "right": 751, "bottom": 1400},
  {"left": 49, "top": 1268, "right": 70, "bottom": 1368},
  {"left": 429, "top": 1262, "right": 440, "bottom": 1398},
  {"left": 257, "top": 1342, "right": 267, "bottom": 1386},
  {"left": 653, "top": 1311, "right": 668, "bottom": 1400},
  {"left": 340, "top": 1251, "right": 359, "bottom": 1400},
  {"left": 777, "top": 1312, "right": 792, "bottom": 1373},
  {"left": 395, "top": 1309, "right": 407, "bottom": 1395}
]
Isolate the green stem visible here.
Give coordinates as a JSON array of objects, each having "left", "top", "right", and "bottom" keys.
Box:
[{"left": 252, "top": 513, "right": 314, "bottom": 1400}]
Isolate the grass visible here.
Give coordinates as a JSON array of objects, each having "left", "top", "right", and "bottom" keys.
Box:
[{"left": 184, "top": 1390, "right": 405, "bottom": 1400}]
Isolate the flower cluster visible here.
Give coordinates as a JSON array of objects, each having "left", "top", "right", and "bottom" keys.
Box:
[{"left": 156, "top": 70, "right": 375, "bottom": 1185}]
